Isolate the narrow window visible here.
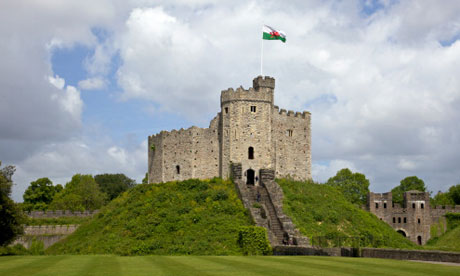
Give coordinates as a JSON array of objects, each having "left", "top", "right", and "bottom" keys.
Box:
[
  {"left": 384, "top": 203, "right": 387, "bottom": 209},
  {"left": 176, "top": 165, "right": 180, "bottom": 174},
  {"left": 225, "top": 107, "right": 228, "bottom": 114},
  {"left": 250, "top": 106, "right": 256, "bottom": 112},
  {"left": 403, "top": 217, "right": 407, "bottom": 223},
  {"left": 398, "top": 217, "right": 401, "bottom": 223},
  {"left": 287, "top": 130, "right": 293, "bottom": 137},
  {"left": 393, "top": 217, "right": 396, "bottom": 223},
  {"left": 421, "top": 203, "right": 424, "bottom": 209},
  {"left": 412, "top": 203, "right": 416, "bottom": 208},
  {"left": 248, "top": 147, "right": 254, "bottom": 160},
  {"left": 375, "top": 203, "right": 379, "bottom": 209},
  {"left": 418, "top": 218, "right": 421, "bottom": 224}
]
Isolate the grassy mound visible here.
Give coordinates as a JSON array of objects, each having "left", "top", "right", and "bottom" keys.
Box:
[
  {"left": 47, "top": 178, "right": 253, "bottom": 255},
  {"left": 278, "top": 179, "right": 416, "bottom": 249},
  {"left": 425, "top": 226, "right": 460, "bottom": 252}
]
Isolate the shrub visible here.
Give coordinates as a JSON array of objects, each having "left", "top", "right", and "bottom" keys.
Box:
[
  {"left": 237, "top": 226, "right": 272, "bottom": 255},
  {"left": 29, "top": 238, "right": 45, "bottom": 255}
]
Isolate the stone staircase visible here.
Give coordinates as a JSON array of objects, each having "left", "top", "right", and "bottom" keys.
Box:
[{"left": 231, "top": 164, "right": 308, "bottom": 247}]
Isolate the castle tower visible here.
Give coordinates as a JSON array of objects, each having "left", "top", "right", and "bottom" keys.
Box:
[{"left": 219, "top": 76, "right": 275, "bottom": 184}]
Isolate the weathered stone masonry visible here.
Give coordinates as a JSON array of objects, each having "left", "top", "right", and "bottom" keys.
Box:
[
  {"left": 367, "top": 190, "right": 460, "bottom": 245},
  {"left": 148, "top": 76, "right": 311, "bottom": 184}
]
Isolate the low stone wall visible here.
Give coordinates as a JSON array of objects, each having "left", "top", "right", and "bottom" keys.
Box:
[
  {"left": 13, "top": 225, "right": 79, "bottom": 249},
  {"left": 273, "top": 246, "right": 357, "bottom": 257},
  {"left": 274, "top": 246, "right": 460, "bottom": 263},
  {"left": 361, "top": 248, "right": 460, "bottom": 263},
  {"left": 26, "top": 210, "right": 99, "bottom": 218},
  {"left": 23, "top": 225, "right": 79, "bottom": 235}
]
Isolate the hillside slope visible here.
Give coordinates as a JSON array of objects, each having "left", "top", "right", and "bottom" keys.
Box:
[
  {"left": 47, "top": 178, "right": 253, "bottom": 255},
  {"left": 278, "top": 179, "right": 416, "bottom": 248},
  {"left": 425, "top": 226, "right": 460, "bottom": 252}
]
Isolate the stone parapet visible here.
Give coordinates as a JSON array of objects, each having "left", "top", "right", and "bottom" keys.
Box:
[{"left": 26, "top": 210, "right": 98, "bottom": 218}]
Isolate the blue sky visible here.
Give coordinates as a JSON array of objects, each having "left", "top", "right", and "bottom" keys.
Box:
[{"left": 1, "top": 0, "right": 460, "bottom": 202}]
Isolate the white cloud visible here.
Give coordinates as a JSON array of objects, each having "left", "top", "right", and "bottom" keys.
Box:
[{"left": 78, "top": 77, "right": 107, "bottom": 90}]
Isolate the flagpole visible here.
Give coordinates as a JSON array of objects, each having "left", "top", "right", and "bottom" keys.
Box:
[{"left": 260, "top": 25, "right": 264, "bottom": 76}]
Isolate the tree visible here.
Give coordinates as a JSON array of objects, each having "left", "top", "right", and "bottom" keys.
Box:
[
  {"left": 49, "top": 174, "right": 107, "bottom": 211},
  {"left": 23, "top": 177, "right": 60, "bottom": 211},
  {"left": 94, "top": 174, "right": 136, "bottom": 201},
  {"left": 0, "top": 161, "right": 24, "bottom": 246},
  {"left": 431, "top": 190, "right": 455, "bottom": 206},
  {"left": 448, "top": 184, "right": 460, "bottom": 205},
  {"left": 326, "top": 168, "right": 370, "bottom": 205},
  {"left": 142, "top": 173, "right": 148, "bottom": 184},
  {"left": 391, "top": 176, "right": 426, "bottom": 204}
]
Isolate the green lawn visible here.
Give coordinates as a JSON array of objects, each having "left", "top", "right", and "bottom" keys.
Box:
[{"left": 0, "top": 255, "right": 458, "bottom": 276}]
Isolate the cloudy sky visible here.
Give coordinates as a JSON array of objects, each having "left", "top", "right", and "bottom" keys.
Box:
[{"left": 1, "top": 0, "right": 459, "bottom": 202}]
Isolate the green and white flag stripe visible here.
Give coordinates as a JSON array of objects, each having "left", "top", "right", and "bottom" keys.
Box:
[{"left": 262, "top": 25, "right": 286, "bottom": 43}]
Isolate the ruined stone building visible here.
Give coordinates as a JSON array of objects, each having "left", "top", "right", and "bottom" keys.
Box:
[
  {"left": 148, "top": 76, "right": 311, "bottom": 185},
  {"left": 367, "top": 191, "right": 460, "bottom": 245}
]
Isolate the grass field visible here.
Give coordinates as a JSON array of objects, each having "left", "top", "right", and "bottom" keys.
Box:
[{"left": 0, "top": 255, "right": 458, "bottom": 276}]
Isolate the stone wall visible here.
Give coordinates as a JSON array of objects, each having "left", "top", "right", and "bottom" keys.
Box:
[
  {"left": 361, "top": 248, "right": 460, "bottom": 263},
  {"left": 274, "top": 246, "right": 460, "bottom": 263},
  {"left": 148, "top": 117, "right": 220, "bottom": 183},
  {"left": 272, "top": 106, "right": 311, "bottom": 180},
  {"left": 13, "top": 225, "right": 79, "bottom": 249},
  {"left": 26, "top": 210, "right": 98, "bottom": 218}
]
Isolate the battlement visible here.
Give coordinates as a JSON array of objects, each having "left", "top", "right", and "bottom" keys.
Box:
[
  {"left": 220, "top": 76, "right": 274, "bottom": 106},
  {"left": 274, "top": 106, "right": 310, "bottom": 119},
  {"left": 253, "top": 75, "right": 275, "bottom": 90}
]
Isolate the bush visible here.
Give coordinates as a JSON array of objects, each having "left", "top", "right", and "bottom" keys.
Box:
[
  {"left": 29, "top": 238, "right": 45, "bottom": 255},
  {"left": 0, "top": 244, "right": 29, "bottom": 256},
  {"left": 237, "top": 226, "right": 272, "bottom": 255},
  {"left": 445, "top": 213, "right": 460, "bottom": 231}
]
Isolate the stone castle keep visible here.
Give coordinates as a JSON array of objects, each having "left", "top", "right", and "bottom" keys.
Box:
[{"left": 148, "top": 76, "right": 311, "bottom": 184}]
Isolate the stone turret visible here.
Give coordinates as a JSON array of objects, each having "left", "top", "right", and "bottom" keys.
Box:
[{"left": 253, "top": 75, "right": 275, "bottom": 91}]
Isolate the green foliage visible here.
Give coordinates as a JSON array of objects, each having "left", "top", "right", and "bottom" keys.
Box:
[
  {"left": 23, "top": 177, "right": 61, "bottom": 211},
  {"left": 448, "top": 184, "right": 460, "bottom": 205},
  {"left": 391, "top": 176, "right": 426, "bottom": 204},
  {"left": 445, "top": 213, "right": 460, "bottom": 231},
  {"left": 0, "top": 244, "right": 29, "bottom": 256},
  {"left": 325, "top": 168, "right": 370, "bottom": 205},
  {"left": 0, "top": 161, "right": 24, "bottom": 246},
  {"left": 94, "top": 174, "right": 136, "bottom": 201},
  {"left": 47, "top": 178, "right": 253, "bottom": 255},
  {"left": 237, "top": 226, "right": 272, "bottom": 255},
  {"left": 49, "top": 174, "right": 107, "bottom": 211},
  {"left": 150, "top": 144, "right": 155, "bottom": 151},
  {"left": 142, "top": 173, "right": 148, "bottom": 184},
  {"left": 431, "top": 191, "right": 455, "bottom": 206},
  {"left": 278, "top": 178, "right": 416, "bottom": 249},
  {"left": 29, "top": 238, "right": 45, "bottom": 255}
]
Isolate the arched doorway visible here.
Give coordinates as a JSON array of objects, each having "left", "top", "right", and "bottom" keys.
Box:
[
  {"left": 396, "top": 229, "right": 407, "bottom": 237},
  {"left": 246, "top": 169, "right": 255, "bottom": 185},
  {"left": 417, "top": 236, "right": 422, "bottom": 245}
]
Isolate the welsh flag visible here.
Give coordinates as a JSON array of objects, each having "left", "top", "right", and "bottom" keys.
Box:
[{"left": 262, "top": 25, "right": 286, "bottom": 43}]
